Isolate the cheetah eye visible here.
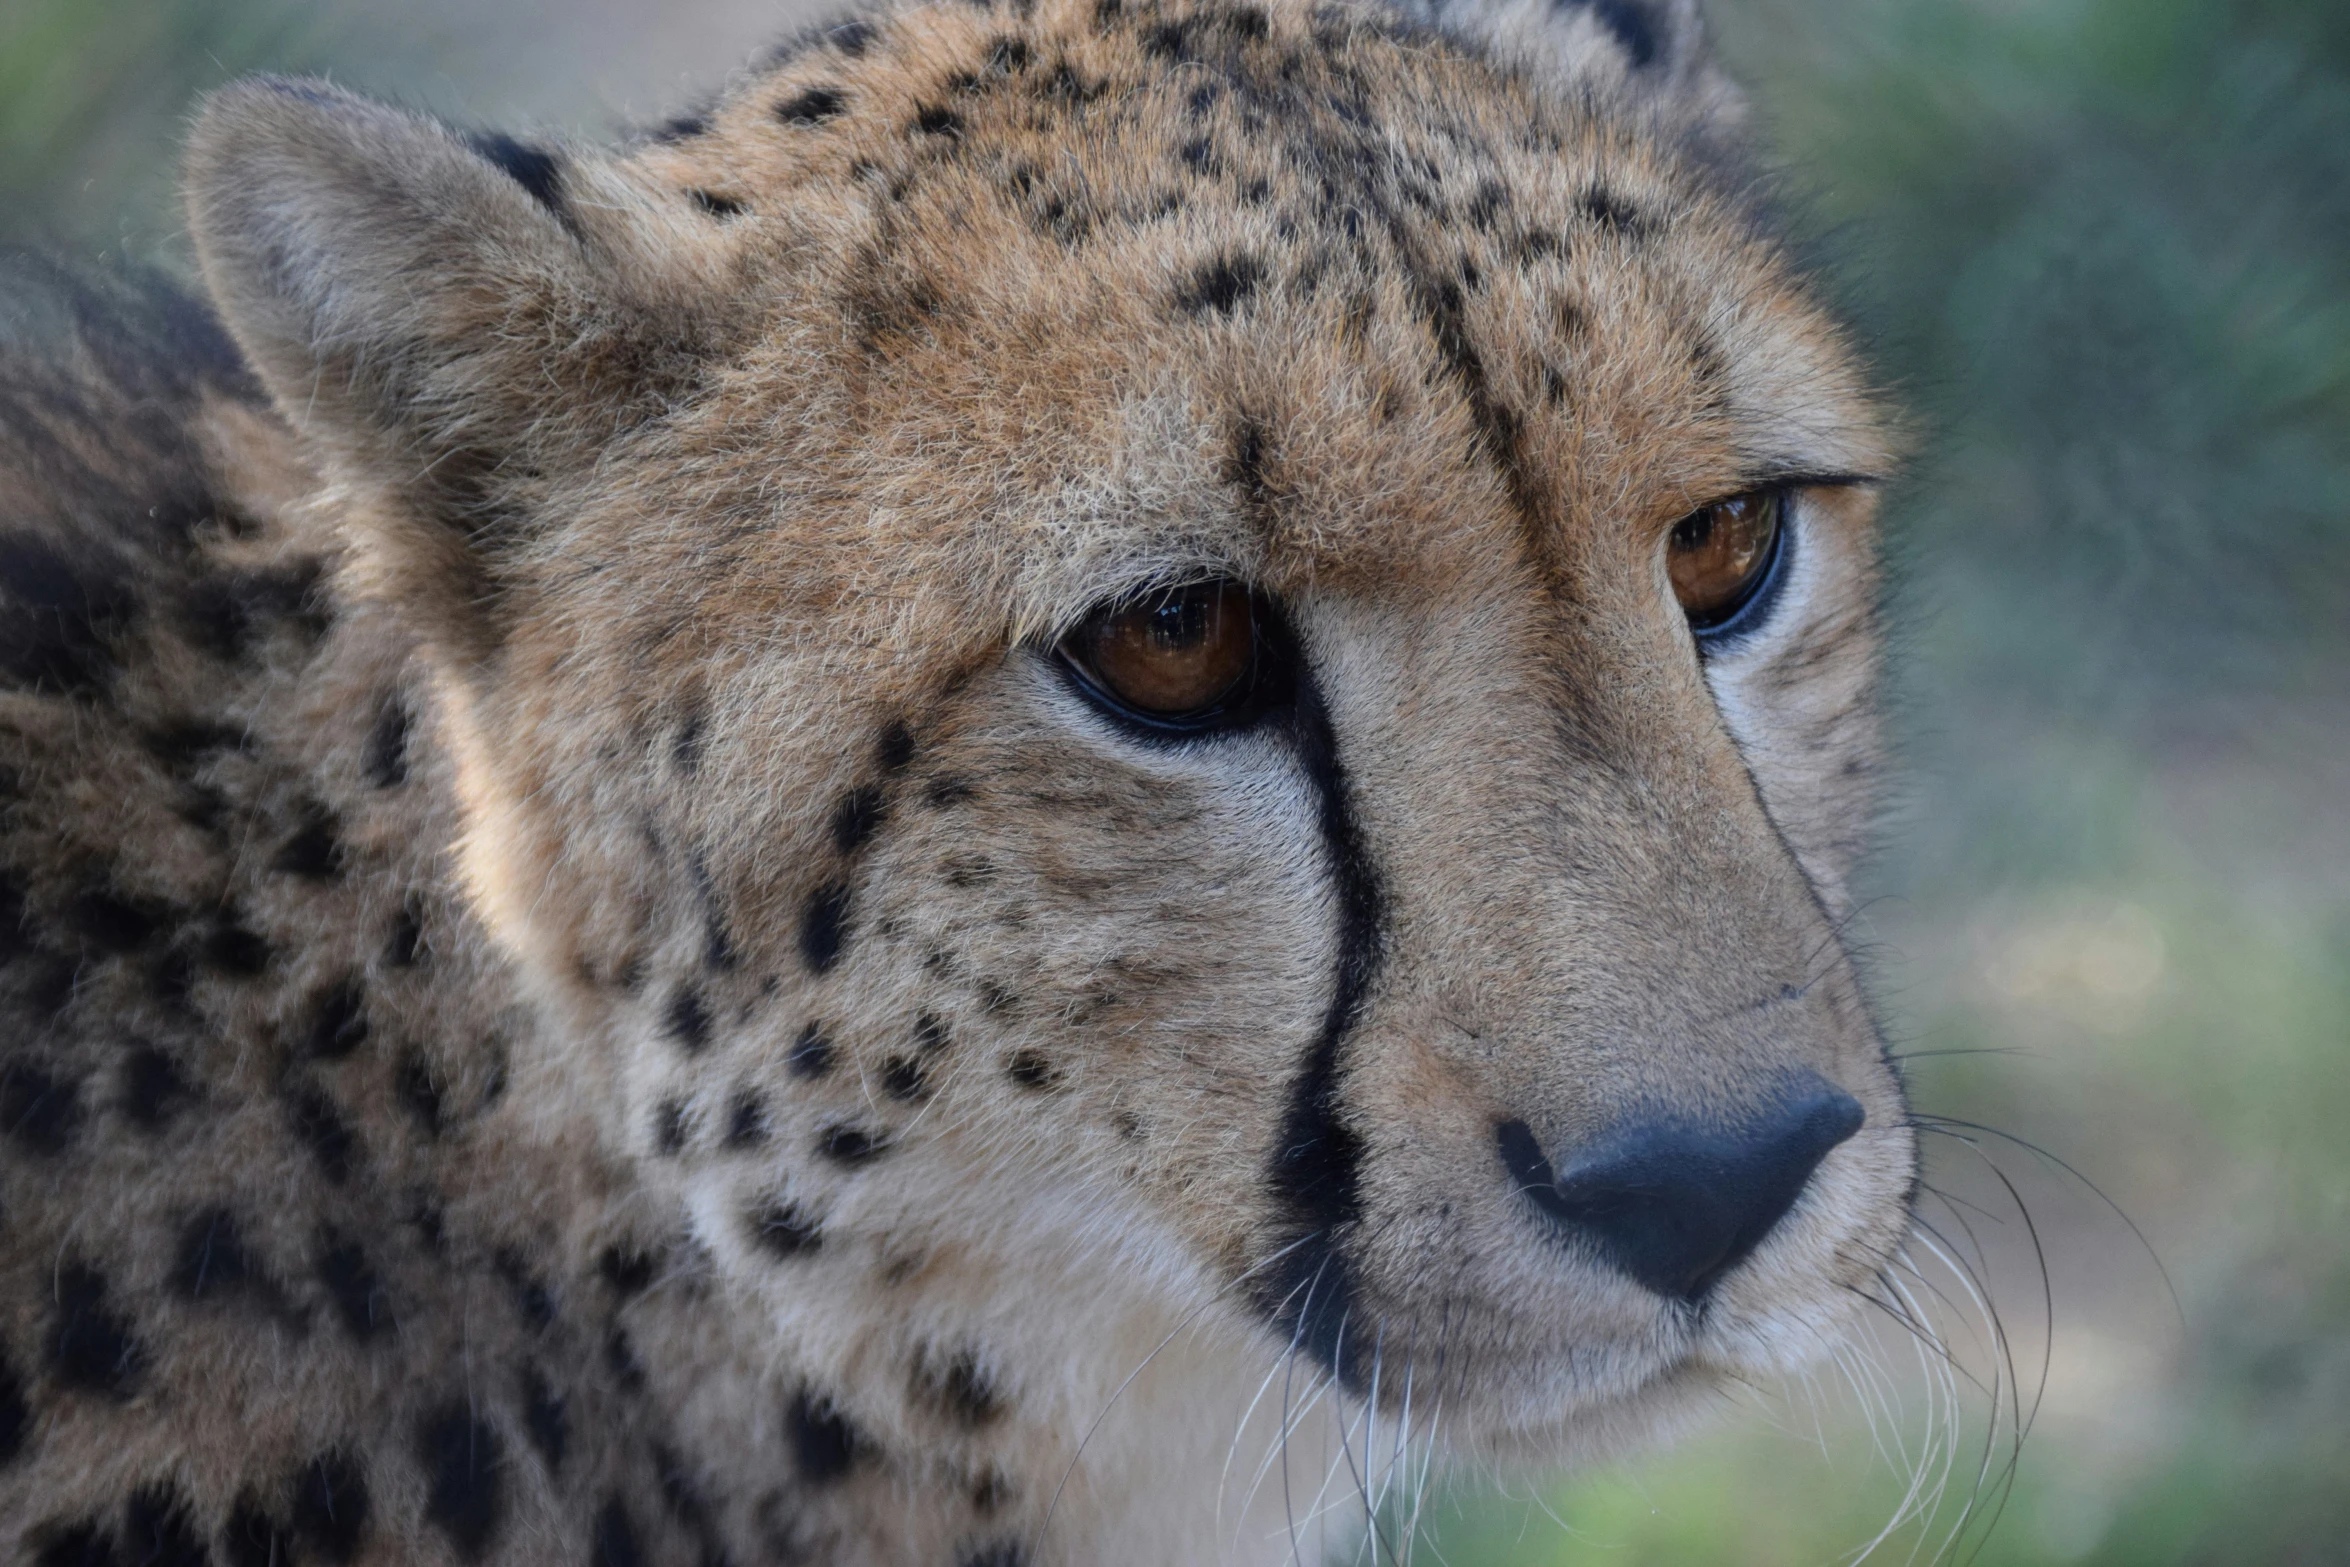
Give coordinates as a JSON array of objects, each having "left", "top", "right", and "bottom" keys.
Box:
[
  {"left": 1667, "top": 487, "right": 1787, "bottom": 637},
  {"left": 1055, "top": 580, "right": 1275, "bottom": 732}
]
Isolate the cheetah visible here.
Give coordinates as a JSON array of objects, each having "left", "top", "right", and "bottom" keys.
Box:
[{"left": 0, "top": 0, "right": 1915, "bottom": 1560}]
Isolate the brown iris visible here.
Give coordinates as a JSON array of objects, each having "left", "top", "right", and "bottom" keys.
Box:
[
  {"left": 1667, "top": 489, "right": 1784, "bottom": 631},
  {"left": 1062, "top": 580, "right": 1258, "bottom": 720}
]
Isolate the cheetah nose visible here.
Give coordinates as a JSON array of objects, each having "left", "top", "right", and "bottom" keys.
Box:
[{"left": 1496, "top": 1080, "right": 1865, "bottom": 1301}]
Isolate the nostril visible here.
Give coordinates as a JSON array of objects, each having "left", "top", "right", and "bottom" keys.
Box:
[{"left": 1498, "top": 1080, "right": 1865, "bottom": 1301}]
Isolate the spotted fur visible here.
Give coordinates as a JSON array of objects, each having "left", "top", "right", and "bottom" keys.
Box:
[{"left": 1, "top": 0, "right": 1913, "bottom": 1561}]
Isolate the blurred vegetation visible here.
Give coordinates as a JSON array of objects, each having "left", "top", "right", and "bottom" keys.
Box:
[{"left": 3, "top": 0, "right": 2343, "bottom": 1561}]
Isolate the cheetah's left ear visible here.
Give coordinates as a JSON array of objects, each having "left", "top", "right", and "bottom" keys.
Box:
[
  {"left": 1391, "top": 0, "right": 1744, "bottom": 125},
  {"left": 185, "top": 79, "right": 758, "bottom": 647}
]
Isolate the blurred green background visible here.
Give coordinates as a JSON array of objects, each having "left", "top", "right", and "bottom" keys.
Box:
[{"left": 5, "top": 0, "right": 2344, "bottom": 1561}]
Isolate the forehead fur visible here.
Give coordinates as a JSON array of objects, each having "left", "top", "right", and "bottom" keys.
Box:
[{"left": 551, "top": 0, "right": 1885, "bottom": 634}]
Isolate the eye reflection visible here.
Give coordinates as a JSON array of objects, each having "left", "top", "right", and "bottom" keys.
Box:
[
  {"left": 1058, "top": 580, "right": 1262, "bottom": 722},
  {"left": 1668, "top": 489, "right": 1784, "bottom": 632}
]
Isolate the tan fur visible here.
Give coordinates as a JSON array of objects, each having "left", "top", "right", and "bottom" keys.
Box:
[{"left": 0, "top": 0, "right": 1913, "bottom": 1561}]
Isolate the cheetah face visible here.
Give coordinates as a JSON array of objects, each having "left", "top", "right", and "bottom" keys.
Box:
[{"left": 188, "top": 0, "right": 1913, "bottom": 1468}]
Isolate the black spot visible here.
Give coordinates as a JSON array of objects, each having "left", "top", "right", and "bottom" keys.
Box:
[
  {"left": 1113, "top": 1110, "right": 1144, "bottom": 1140},
  {"left": 986, "top": 36, "right": 1032, "bottom": 73},
  {"left": 385, "top": 902, "right": 424, "bottom": 967},
  {"left": 777, "top": 86, "right": 848, "bottom": 124},
  {"left": 0, "top": 535, "right": 135, "bottom": 694},
  {"left": 799, "top": 882, "right": 851, "bottom": 973},
  {"left": 522, "top": 1364, "right": 568, "bottom": 1468},
  {"left": 689, "top": 189, "right": 747, "bottom": 219},
  {"left": 826, "top": 18, "right": 875, "bottom": 54},
  {"left": 467, "top": 132, "right": 569, "bottom": 228},
  {"left": 2, "top": 1061, "right": 80, "bottom": 1156},
  {"left": 306, "top": 979, "right": 368, "bottom": 1060},
  {"left": 652, "top": 112, "right": 709, "bottom": 142},
  {"left": 1175, "top": 253, "right": 1262, "bottom": 315},
  {"left": 289, "top": 1451, "right": 370, "bottom": 1564},
  {"left": 958, "top": 1545, "right": 1025, "bottom": 1567},
  {"left": 1568, "top": 0, "right": 1661, "bottom": 68},
  {"left": 970, "top": 1471, "right": 1012, "bottom": 1514},
  {"left": 32, "top": 1519, "right": 117, "bottom": 1567},
  {"left": 203, "top": 920, "right": 271, "bottom": 976},
  {"left": 666, "top": 985, "right": 712, "bottom": 1051},
  {"left": 876, "top": 721, "right": 916, "bottom": 772},
  {"left": 47, "top": 1264, "right": 143, "bottom": 1396},
  {"left": 789, "top": 1023, "right": 835, "bottom": 1078},
  {"left": 364, "top": 698, "right": 408, "bottom": 788},
  {"left": 818, "top": 1124, "right": 889, "bottom": 1166},
  {"left": 171, "top": 1206, "right": 260, "bottom": 1302},
  {"left": 63, "top": 889, "right": 168, "bottom": 955},
  {"left": 143, "top": 720, "right": 246, "bottom": 774},
  {"left": 1579, "top": 186, "right": 1644, "bottom": 233},
  {"left": 1005, "top": 1051, "right": 1058, "bottom": 1092},
  {"left": 605, "top": 1329, "right": 646, "bottom": 1394},
  {"left": 272, "top": 811, "right": 343, "bottom": 879},
  {"left": 591, "top": 1500, "right": 644, "bottom": 1567},
  {"left": 724, "top": 1090, "right": 768, "bottom": 1149},
  {"left": 1180, "top": 136, "right": 1217, "bottom": 172},
  {"left": 673, "top": 712, "right": 704, "bottom": 773},
  {"left": 913, "top": 103, "right": 964, "bottom": 137},
  {"left": 599, "top": 1246, "right": 658, "bottom": 1297},
  {"left": 751, "top": 1201, "right": 822, "bottom": 1258},
  {"left": 927, "top": 775, "right": 975, "bottom": 806},
  {"left": 317, "top": 1229, "right": 391, "bottom": 1341},
  {"left": 1141, "top": 19, "right": 1193, "bottom": 58},
  {"left": 831, "top": 785, "right": 886, "bottom": 854},
  {"left": 397, "top": 1052, "right": 444, "bottom": 1137},
  {"left": 654, "top": 1098, "right": 687, "bottom": 1156},
  {"left": 652, "top": 1444, "right": 713, "bottom": 1532},
  {"left": 0, "top": 1345, "right": 27, "bottom": 1463},
  {"left": 787, "top": 1389, "right": 859, "bottom": 1483},
  {"left": 916, "top": 1348, "right": 1004, "bottom": 1428},
  {"left": 123, "top": 1483, "right": 207, "bottom": 1567},
  {"left": 880, "top": 1057, "right": 928, "bottom": 1102},
  {"left": 418, "top": 1403, "right": 503, "bottom": 1560},
  {"left": 411, "top": 1195, "right": 449, "bottom": 1254},
  {"left": 221, "top": 1498, "right": 290, "bottom": 1567},
  {"left": 285, "top": 1082, "right": 355, "bottom": 1184}
]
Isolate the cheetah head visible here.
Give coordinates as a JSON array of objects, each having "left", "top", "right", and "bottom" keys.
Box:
[{"left": 186, "top": 0, "right": 1914, "bottom": 1484}]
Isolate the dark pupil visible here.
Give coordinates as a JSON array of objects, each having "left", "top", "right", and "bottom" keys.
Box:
[
  {"left": 1147, "top": 594, "right": 1209, "bottom": 650},
  {"left": 1672, "top": 511, "right": 1714, "bottom": 554}
]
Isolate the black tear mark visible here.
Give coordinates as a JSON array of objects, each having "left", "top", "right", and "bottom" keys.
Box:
[
  {"left": 289, "top": 1451, "right": 370, "bottom": 1563},
  {"left": 789, "top": 1022, "right": 835, "bottom": 1078},
  {"left": 522, "top": 1364, "right": 568, "bottom": 1468},
  {"left": 124, "top": 1483, "right": 207, "bottom": 1567},
  {"left": 307, "top": 979, "right": 368, "bottom": 1059},
  {"left": 1005, "top": 1051, "right": 1059, "bottom": 1092},
  {"left": 1254, "top": 662, "right": 1386, "bottom": 1390},
  {"left": 751, "top": 1201, "right": 823, "bottom": 1258},
  {"left": 47, "top": 1264, "right": 143, "bottom": 1396},
  {"left": 2, "top": 1062, "right": 80, "bottom": 1156},
  {"left": 818, "top": 1123, "right": 889, "bottom": 1165},
  {"left": 1567, "top": 0, "right": 1662, "bottom": 69},
  {"left": 689, "top": 188, "right": 747, "bottom": 219},
  {"left": 916, "top": 1347, "right": 1004, "bottom": 1428},
  {"left": 591, "top": 1499, "right": 644, "bottom": 1567},
  {"left": 777, "top": 86, "right": 848, "bottom": 124},
  {"left": 1175, "top": 252, "right": 1262, "bottom": 315},
  {"left": 787, "top": 1389, "right": 859, "bottom": 1482},
  {"left": 467, "top": 133, "right": 572, "bottom": 231},
  {"left": 725, "top": 1090, "right": 769, "bottom": 1148},
  {"left": 880, "top": 1058, "right": 928, "bottom": 1102},
  {"left": 285, "top": 1083, "right": 356, "bottom": 1183},
  {"left": 832, "top": 785, "right": 887, "bottom": 854},
  {"left": 417, "top": 1403, "right": 503, "bottom": 1560},
  {"left": 665, "top": 985, "right": 712, "bottom": 1051},
  {"left": 799, "top": 882, "right": 851, "bottom": 973},
  {"left": 317, "top": 1228, "right": 392, "bottom": 1341},
  {"left": 364, "top": 697, "right": 409, "bottom": 787}
]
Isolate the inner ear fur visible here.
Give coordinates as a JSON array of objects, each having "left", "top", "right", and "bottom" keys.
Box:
[{"left": 184, "top": 78, "right": 754, "bottom": 657}]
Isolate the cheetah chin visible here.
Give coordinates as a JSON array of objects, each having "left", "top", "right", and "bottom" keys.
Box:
[{"left": 0, "top": 0, "right": 1915, "bottom": 1560}]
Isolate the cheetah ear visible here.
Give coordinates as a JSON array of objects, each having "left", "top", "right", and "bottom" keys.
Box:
[
  {"left": 185, "top": 78, "right": 749, "bottom": 631},
  {"left": 1395, "top": 0, "right": 1743, "bottom": 123}
]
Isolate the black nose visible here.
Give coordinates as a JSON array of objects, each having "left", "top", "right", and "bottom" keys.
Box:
[{"left": 1497, "top": 1081, "right": 1866, "bottom": 1301}]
